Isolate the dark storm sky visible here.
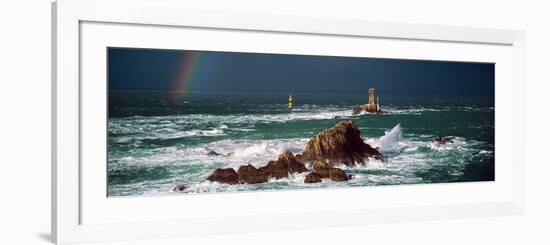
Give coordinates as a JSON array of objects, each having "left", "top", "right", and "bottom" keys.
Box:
[{"left": 108, "top": 47, "right": 494, "bottom": 97}]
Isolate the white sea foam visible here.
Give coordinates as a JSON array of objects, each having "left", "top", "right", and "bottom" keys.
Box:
[
  {"left": 365, "top": 159, "right": 387, "bottom": 169},
  {"left": 382, "top": 107, "right": 442, "bottom": 115},
  {"left": 205, "top": 138, "right": 309, "bottom": 169},
  {"left": 111, "top": 127, "right": 226, "bottom": 143},
  {"left": 231, "top": 142, "right": 269, "bottom": 158},
  {"left": 111, "top": 138, "right": 310, "bottom": 169},
  {"left": 108, "top": 120, "right": 492, "bottom": 196},
  {"left": 109, "top": 108, "right": 359, "bottom": 141},
  {"left": 228, "top": 128, "right": 256, "bottom": 132},
  {"left": 478, "top": 150, "right": 492, "bottom": 155},
  {"left": 110, "top": 106, "right": 488, "bottom": 142},
  {"left": 114, "top": 136, "right": 133, "bottom": 144},
  {"left": 110, "top": 108, "right": 357, "bottom": 130}
]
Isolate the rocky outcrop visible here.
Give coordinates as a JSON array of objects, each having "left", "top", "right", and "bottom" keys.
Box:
[
  {"left": 206, "top": 151, "right": 307, "bottom": 184},
  {"left": 301, "top": 120, "right": 383, "bottom": 166},
  {"left": 172, "top": 184, "right": 187, "bottom": 192},
  {"left": 304, "top": 172, "right": 323, "bottom": 183},
  {"left": 206, "top": 168, "right": 239, "bottom": 185},
  {"left": 205, "top": 121, "right": 382, "bottom": 185},
  {"left": 259, "top": 151, "right": 307, "bottom": 179},
  {"left": 238, "top": 164, "right": 268, "bottom": 184},
  {"left": 352, "top": 104, "right": 382, "bottom": 115}
]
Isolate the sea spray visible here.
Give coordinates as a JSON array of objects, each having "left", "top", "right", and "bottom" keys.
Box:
[{"left": 378, "top": 124, "right": 402, "bottom": 153}]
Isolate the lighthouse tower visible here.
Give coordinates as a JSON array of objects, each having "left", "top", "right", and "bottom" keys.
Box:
[
  {"left": 368, "top": 87, "right": 377, "bottom": 106},
  {"left": 363, "top": 87, "right": 381, "bottom": 113},
  {"left": 352, "top": 86, "right": 382, "bottom": 115}
]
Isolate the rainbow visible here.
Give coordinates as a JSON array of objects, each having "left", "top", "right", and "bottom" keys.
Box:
[{"left": 171, "top": 51, "right": 202, "bottom": 102}]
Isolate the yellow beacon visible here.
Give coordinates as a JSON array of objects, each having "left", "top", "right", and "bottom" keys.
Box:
[{"left": 288, "top": 94, "right": 293, "bottom": 111}]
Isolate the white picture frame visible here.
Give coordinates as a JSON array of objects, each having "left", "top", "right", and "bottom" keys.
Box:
[{"left": 52, "top": 0, "right": 525, "bottom": 244}]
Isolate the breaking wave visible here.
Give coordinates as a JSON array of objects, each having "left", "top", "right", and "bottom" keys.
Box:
[{"left": 378, "top": 124, "right": 403, "bottom": 153}]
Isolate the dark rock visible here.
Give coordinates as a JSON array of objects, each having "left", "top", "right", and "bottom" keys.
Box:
[
  {"left": 328, "top": 168, "right": 350, "bottom": 181},
  {"left": 353, "top": 104, "right": 383, "bottom": 115},
  {"left": 301, "top": 120, "right": 383, "bottom": 166},
  {"left": 172, "top": 184, "right": 187, "bottom": 192},
  {"left": 304, "top": 172, "right": 323, "bottom": 183},
  {"left": 278, "top": 151, "right": 308, "bottom": 173},
  {"left": 206, "top": 168, "right": 239, "bottom": 185},
  {"left": 207, "top": 150, "right": 223, "bottom": 156},
  {"left": 238, "top": 164, "right": 268, "bottom": 184},
  {"left": 295, "top": 153, "right": 303, "bottom": 162},
  {"left": 312, "top": 160, "right": 330, "bottom": 170},
  {"left": 259, "top": 160, "right": 289, "bottom": 179},
  {"left": 434, "top": 136, "right": 454, "bottom": 144},
  {"left": 311, "top": 160, "right": 350, "bottom": 181},
  {"left": 352, "top": 106, "right": 363, "bottom": 115},
  {"left": 312, "top": 160, "right": 331, "bottom": 178},
  {"left": 363, "top": 105, "right": 381, "bottom": 114},
  {"left": 259, "top": 151, "right": 307, "bottom": 179}
]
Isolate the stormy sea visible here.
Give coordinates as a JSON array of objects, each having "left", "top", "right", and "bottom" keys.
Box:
[{"left": 107, "top": 91, "right": 495, "bottom": 197}]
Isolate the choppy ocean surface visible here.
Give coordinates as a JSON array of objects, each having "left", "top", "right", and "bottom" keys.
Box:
[{"left": 108, "top": 91, "right": 495, "bottom": 197}]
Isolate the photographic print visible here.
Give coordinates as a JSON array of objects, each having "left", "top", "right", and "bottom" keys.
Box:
[{"left": 107, "top": 48, "right": 495, "bottom": 197}]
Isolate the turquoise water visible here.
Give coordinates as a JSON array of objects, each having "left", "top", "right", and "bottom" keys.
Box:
[{"left": 107, "top": 91, "right": 494, "bottom": 196}]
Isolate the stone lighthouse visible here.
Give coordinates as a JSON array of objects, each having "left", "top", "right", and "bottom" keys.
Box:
[
  {"left": 352, "top": 86, "right": 382, "bottom": 114},
  {"left": 367, "top": 87, "right": 380, "bottom": 111}
]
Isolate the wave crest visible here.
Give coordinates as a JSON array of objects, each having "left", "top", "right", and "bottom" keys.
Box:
[{"left": 378, "top": 124, "right": 402, "bottom": 152}]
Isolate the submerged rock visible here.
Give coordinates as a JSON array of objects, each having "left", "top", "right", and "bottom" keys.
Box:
[
  {"left": 312, "top": 160, "right": 331, "bottom": 178},
  {"left": 172, "top": 184, "right": 187, "bottom": 192},
  {"left": 301, "top": 120, "right": 383, "bottom": 166},
  {"left": 328, "top": 168, "right": 351, "bottom": 181},
  {"left": 304, "top": 172, "right": 323, "bottom": 183},
  {"left": 352, "top": 106, "right": 363, "bottom": 115},
  {"left": 434, "top": 136, "right": 454, "bottom": 144},
  {"left": 207, "top": 150, "right": 223, "bottom": 156},
  {"left": 311, "top": 160, "right": 351, "bottom": 181},
  {"left": 259, "top": 151, "right": 307, "bottom": 179},
  {"left": 238, "top": 164, "right": 268, "bottom": 184},
  {"left": 206, "top": 168, "right": 239, "bottom": 185}
]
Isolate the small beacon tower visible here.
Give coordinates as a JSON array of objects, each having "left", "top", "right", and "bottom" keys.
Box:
[{"left": 288, "top": 94, "right": 293, "bottom": 111}]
